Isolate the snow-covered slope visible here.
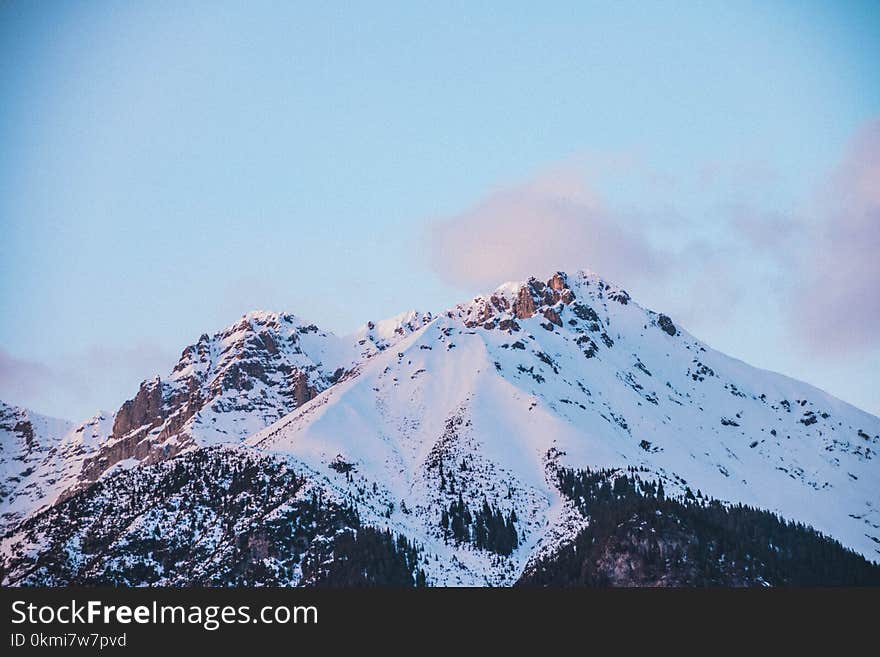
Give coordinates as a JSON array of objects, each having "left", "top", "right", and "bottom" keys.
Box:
[
  {"left": 0, "top": 447, "right": 425, "bottom": 587},
  {"left": 245, "top": 270, "right": 880, "bottom": 583},
  {"left": 352, "top": 310, "right": 434, "bottom": 358},
  {"left": 0, "top": 401, "right": 75, "bottom": 533}
]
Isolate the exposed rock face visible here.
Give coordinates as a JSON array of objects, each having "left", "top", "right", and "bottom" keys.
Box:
[
  {"left": 77, "top": 378, "right": 202, "bottom": 485},
  {"left": 549, "top": 271, "right": 568, "bottom": 291},
  {"left": 452, "top": 272, "right": 625, "bottom": 363},
  {"left": 658, "top": 314, "right": 677, "bottom": 336},
  {"left": 1, "top": 404, "right": 39, "bottom": 506},
  {"left": 458, "top": 273, "right": 586, "bottom": 328},
  {"left": 112, "top": 378, "right": 164, "bottom": 441},
  {"left": 291, "top": 369, "right": 317, "bottom": 407},
  {"left": 70, "top": 311, "right": 359, "bottom": 492},
  {"left": 513, "top": 285, "right": 537, "bottom": 319},
  {"left": 543, "top": 307, "right": 563, "bottom": 327}
]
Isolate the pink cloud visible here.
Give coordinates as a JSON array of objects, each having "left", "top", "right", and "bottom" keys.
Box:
[
  {"left": 426, "top": 164, "right": 668, "bottom": 291},
  {"left": 426, "top": 119, "right": 880, "bottom": 362},
  {"left": 790, "top": 120, "right": 880, "bottom": 352}
]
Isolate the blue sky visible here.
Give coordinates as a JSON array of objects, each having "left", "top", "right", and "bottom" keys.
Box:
[{"left": 1, "top": 1, "right": 878, "bottom": 420}]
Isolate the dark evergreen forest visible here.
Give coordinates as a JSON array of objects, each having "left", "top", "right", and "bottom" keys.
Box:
[{"left": 518, "top": 466, "right": 880, "bottom": 586}]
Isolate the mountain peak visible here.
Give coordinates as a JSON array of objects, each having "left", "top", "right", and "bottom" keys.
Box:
[
  {"left": 493, "top": 268, "right": 613, "bottom": 293},
  {"left": 451, "top": 267, "right": 635, "bottom": 334},
  {"left": 353, "top": 310, "right": 434, "bottom": 356}
]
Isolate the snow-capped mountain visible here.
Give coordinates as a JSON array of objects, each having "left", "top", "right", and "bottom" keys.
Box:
[
  {"left": 94, "top": 310, "right": 355, "bottom": 467},
  {"left": 245, "top": 270, "right": 880, "bottom": 583},
  {"left": 2, "top": 269, "right": 879, "bottom": 586},
  {"left": 0, "top": 312, "right": 366, "bottom": 526}
]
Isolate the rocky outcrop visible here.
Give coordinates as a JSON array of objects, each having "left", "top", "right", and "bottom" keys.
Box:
[
  {"left": 454, "top": 272, "right": 609, "bottom": 343},
  {"left": 658, "top": 314, "right": 677, "bottom": 336},
  {"left": 0, "top": 404, "right": 36, "bottom": 456},
  {"left": 461, "top": 273, "right": 579, "bottom": 327},
  {"left": 512, "top": 285, "right": 537, "bottom": 319},
  {"left": 67, "top": 312, "right": 356, "bottom": 496},
  {"left": 1, "top": 405, "right": 37, "bottom": 505},
  {"left": 543, "top": 307, "right": 563, "bottom": 327},
  {"left": 77, "top": 377, "right": 199, "bottom": 484},
  {"left": 548, "top": 271, "right": 568, "bottom": 291},
  {"left": 111, "top": 378, "right": 164, "bottom": 440},
  {"left": 290, "top": 369, "right": 318, "bottom": 408}
]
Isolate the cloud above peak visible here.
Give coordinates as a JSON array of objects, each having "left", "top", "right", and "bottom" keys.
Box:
[
  {"left": 426, "top": 119, "right": 880, "bottom": 369},
  {"left": 426, "top": 164, "right": 667, "bottom": 292}
]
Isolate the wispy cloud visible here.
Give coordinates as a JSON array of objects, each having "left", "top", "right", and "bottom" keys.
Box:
[
  {"left": 789, "top": 119, "right": 880, "bottom": 353},
  {"left": 0, "top": 342, "right": 175, "bottom": 421},
  {"left": 426, "top": 162, "right": 668, "bottom": 292},
  {"left": 425, "top": 159, "right": 771, "bottom": 336},
  {"left": 426, "top": 119, "right": 880, "bottom": 363},
  {"left": 0, "top": 349, "right": 79, "bottom": 413}
]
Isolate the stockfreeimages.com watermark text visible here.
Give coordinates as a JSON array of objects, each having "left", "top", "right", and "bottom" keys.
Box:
[{"left": 10, "top": 599, "right": 317, "bottom": 632}]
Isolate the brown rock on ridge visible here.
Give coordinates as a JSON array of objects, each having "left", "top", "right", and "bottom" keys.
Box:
[
  {"left": 111, "top": 378, "right": 164, "bottom": 440},
  {"left": 513, "top": 285, "right": 537, "bottom": 319},
  {"left": 549, "top": 271, "right": 568, "bottom": 291},
  {"left": 79, "top": 377, "right": 203, "bottom": 485},
  {"left": 456, "top": 272, "right": 588, "bottom": 329},
  {"left": 543, "top": 307, "right": 563, "bottom": 327},
  {"left": 291, "top": 370, "right": 318, "bottom": 407}
]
